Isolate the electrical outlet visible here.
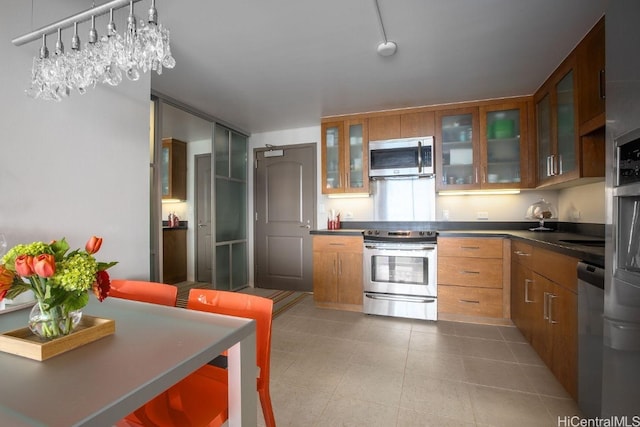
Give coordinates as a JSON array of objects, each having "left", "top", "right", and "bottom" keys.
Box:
[
  {"left": 442, "top": 210, "right": 450, "bottom": 221},
  {"left": 477, "top": 211, "right": 489, "bottom": 220},
  {"left": 344, "top": 212, "right": 353, "bottom": 219}
]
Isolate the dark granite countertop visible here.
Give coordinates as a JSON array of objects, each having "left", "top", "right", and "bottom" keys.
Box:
[
  {"left": 162, "top": 220, "right": 188, "bottom": 230},
  {"left": 310, "top": 221, "right": 605, "bottom": 267}
]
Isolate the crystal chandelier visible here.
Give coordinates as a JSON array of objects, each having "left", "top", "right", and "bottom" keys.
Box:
[{"left": 12, "top": 0, "right": 175, "bottom": 102}]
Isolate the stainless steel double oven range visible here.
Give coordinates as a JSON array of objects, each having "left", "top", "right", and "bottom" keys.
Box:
[{"left": 362, "top": 229, "right": 438, "bottom": 321}]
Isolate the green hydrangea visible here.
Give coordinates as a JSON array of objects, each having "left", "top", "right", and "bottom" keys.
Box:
[
  {"left": 2, "top": 241, "right": 51, "bottom": 267},
  {"left": 50, "top": 253, "right": 98, "bottom": 292}
]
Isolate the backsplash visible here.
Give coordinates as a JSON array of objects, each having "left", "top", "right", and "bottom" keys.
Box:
[{"left": 322, "top": 181, "right": 605, "bottom": 224}]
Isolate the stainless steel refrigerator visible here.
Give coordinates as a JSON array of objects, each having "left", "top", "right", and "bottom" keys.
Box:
[{"left": 603, "top": 1, "right": 640, "bottom": 417}]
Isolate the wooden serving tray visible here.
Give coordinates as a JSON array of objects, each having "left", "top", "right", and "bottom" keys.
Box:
[{"left": 0, "top": 315, "right": 115, "bottom": 361}]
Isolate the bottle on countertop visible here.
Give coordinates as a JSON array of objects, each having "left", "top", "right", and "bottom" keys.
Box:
[{"left": 172, "top": 213, "right": 180, "bottom": 228}]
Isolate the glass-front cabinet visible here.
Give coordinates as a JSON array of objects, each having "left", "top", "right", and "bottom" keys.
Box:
[
  {"left": 436, "top": 103, "right": 530, "bottom": 190},
  {"left": 480, "top": 102, "right": 529, "bottom": 188},
  {"left": 535, "top": 58, "right": 579, "bottom": 186},
  {"left": 435, "top": 108, "right": 479, "bottom": 190},
  {"left": 321, "top": 119, "right": 369, "bottom": 194}
]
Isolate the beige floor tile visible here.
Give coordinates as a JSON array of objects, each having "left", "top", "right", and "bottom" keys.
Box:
[
  {"left": 270, "top": 349, "right": 297, "bottom": 378},
  {"left": 413, "top": 319, "right": 458, "bottom": 335},
  {"left": 333, "top": 363, "right": 405, "bottom": 406},
  {"left": 520, "top": 364, "right": 572, "bottom": 398},
  {"left": 400, "top": 375, "right": 476, "bottom": 423},
  {"left": 271, "top": 329, "right": 313, "bottom": 353},
  {"left": 349, "top": 341, "right": 409, "bottom": 372},
  {"left": 397, "top": 408, "right": 476, "bottom": 427},
  {"left": 301, "top": 334, "right": 358, "bottom": 361},
  {"left": 463, "top": 357, "right": 537, "bottom": 393},
  {"left": 506, "top": 341, "right": 545, "bottom": 366},
  {"left": 405, "top": 350, "right": 467, "bottom": 382},
  {"left": 453, "top": 322, "right": 504, "bottom": 340},
  {"left": 469, "top": 385, "right": 555, "bottom": 427},
  {"left": 497, "top": 325, "right": 527, "bottom": 342},
  {"left": 269, "top": 380, "right": 332, "bottom": 427},
  {"left": 319, "top": 397, "right": 399, "bottom": 427},
  {"left": 364, "top": 313, "right": 415, "bottom": 331},
  {"left": 356, "top": 324, "right": 412, "bottom": 347},
  {"left": 409, "top": 330, "right": 464, "bottom": 355},
  {"left": 277, "top": 353, "right": 348, "bottom": 394},
  {"left": 458, "top": 336, "right": 518, "bottom": 362}
]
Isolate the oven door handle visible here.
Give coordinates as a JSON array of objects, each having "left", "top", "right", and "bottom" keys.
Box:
[
  {"left": 365, "top": 294, "right": 436, "bottom": 304},
  {"left": 364, "top": 245, "right": 436, "bottom": 251}
]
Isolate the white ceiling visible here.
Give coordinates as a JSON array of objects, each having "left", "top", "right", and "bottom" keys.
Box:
[{"left": 152, "top": 0, "right": 606, "bottom": 134}]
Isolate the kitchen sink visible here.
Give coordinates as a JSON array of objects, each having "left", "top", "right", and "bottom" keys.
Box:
[{"left": 558, "top": 239, "right": 606, "bottom": 247}]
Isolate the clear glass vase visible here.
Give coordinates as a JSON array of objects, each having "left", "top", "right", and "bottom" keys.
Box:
[{"left": 28, "top": 302, "right": 83, "bottom": 340}]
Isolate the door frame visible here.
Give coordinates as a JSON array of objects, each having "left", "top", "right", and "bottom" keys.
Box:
[{"left": 252, "top": 142, "right": 317, "bottom": 290}]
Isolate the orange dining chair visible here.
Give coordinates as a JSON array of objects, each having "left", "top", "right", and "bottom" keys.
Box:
[
  {"left": 108, "top": 279, "right": 178, "bottom": 307},
  {"left": 124, "top": 289, "right": 276, "bottom": 427}
]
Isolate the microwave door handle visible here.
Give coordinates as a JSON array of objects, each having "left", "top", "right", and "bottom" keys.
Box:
[{"left": 417, "top": 141, "right": 423, "bottom": 173}]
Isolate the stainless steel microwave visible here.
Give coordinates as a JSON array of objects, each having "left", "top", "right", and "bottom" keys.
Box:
[{"left": 369, "top": 136, "right": 434, "bottom": 178}]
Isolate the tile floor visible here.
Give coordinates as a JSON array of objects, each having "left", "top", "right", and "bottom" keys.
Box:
[{"left": 260, "top": 295, "right": 583, "bottom": 427}]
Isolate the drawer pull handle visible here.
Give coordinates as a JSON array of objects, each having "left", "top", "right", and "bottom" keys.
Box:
[
  {"left": 514, "top": 250, "right": 531, "bottom": 257},
  {"left": 524, "top": 279, "right": 533, "bottom": 303},
  {"left": 460, "top": 270, "right": 480, "bottom": 275},
  {"left": 459, "top": 299, "right": 480, "bottom": 304},
  {"left": 329, "top": 243, "right": 345, "bottom": 246},
  {"left": 461, "top": 246, "right": 480, "bottom": 250}
]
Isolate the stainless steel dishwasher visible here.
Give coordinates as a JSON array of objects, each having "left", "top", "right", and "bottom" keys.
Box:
[{"left": 577, "top": 261, "right": 605, "bottom": 418}]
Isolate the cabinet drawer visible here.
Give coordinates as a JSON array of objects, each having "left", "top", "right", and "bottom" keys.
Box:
[
  {"left": 313, "top": 235, "right": 363, "bottom": 253},
  {"left": 438, "top": 237, "right": 503, "bottom": 258},
  {"left": 438, "top": 257, "right": 503, "bottom": 288},
  {"left": 438, "top": 285, "right": 503, "bottom": 318},
  {"left": 512, "top": 240, "right": 533, "bottom": 268},
  {"left": 533, "top": 247, "right": 579, "bottom": 292}
]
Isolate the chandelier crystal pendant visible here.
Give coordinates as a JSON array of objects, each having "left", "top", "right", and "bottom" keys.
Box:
[{"left": 14, "top": 0, "right": 175, "bottom": 102}]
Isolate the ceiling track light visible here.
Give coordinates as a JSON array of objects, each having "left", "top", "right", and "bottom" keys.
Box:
[
  {"left": 12, "top": 0, "right": 175, "bottom": 101},
  {"left": 373, "top": 0, "right": 397, "bottom": 57}
]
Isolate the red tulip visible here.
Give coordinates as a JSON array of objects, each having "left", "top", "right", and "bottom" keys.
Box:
[
  {"left": 85, "top": 236, "right": 103, "bottom": 255},
  {"left": 15, "top": 255, "right": 35, "bottom": 277},
  {"left": 92, "top": 270, "right": 111, "bottom": 302},
  {"left": 33, "top": 254, "right": 56, "bottom": 278}
]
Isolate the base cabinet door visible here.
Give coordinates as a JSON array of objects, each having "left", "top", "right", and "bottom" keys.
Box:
[
  {"left": 511, "top": 245, "right": 578, "bottom": 400},
  {"left": 312, "top": 235, "right": 363, "bottom": 311}
]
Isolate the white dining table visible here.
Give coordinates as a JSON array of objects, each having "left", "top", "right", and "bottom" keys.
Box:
[{"left": 0, "top": 296, "right": 257, "bottom": 427}]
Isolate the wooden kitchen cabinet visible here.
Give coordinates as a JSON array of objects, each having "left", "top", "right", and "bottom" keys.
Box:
[
  {"left": 161, "top": 138, "right": 187, "bottom": 201},
  {"left": 438, "top": 237, "right": 509, "bottom": 318},
  {"left": 510, "top": 240, "right": 534, "bottom": 341},
  {"left": 510, "top": 243, "right": 578, "bottom": 399},
  {"left": 535, "top": 43, "right": 605, "bottom": 188},
  {"left": 435, "top": 107, "right": 480, "bottom": 190},
  {"left": 480, "top": 101, "right": 534, "bottom": 188},
  {"left": 436, "top": 102, "right": 532, "bottom": 190},
  {"left": 312, "top": 235, "right": 363, "bottom": 311},
  {"left": 163, "top": 228, "right": 187, "bottom": 284},
  {"left": 577, "top": 17, "right": 605, "bottom": 135},
  {"left": 368, "top": 111, "right": 436, "bottom": 140},
  {"left": 321, "top": 119, "right": 369, "bottom": 194}
]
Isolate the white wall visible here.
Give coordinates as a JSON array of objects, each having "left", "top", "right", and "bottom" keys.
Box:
[
  {"left": 0, "top": 2, "right": 152, "bottom": 279},
  {"left": 557, "top": 181, "right": 605, "bottom": 223}
]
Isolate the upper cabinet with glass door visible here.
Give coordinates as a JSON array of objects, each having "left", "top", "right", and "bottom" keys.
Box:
[
  {"left": 480, "top": 101, "right": 532, "bottom": 188},
  {"left": 435, "top": 108, "right": 479, "bottom": 190},
  {"left": 321, "top": 119, "right": 369, "bottom": 194},
  {"left": 535, "top": 57, "right": 582, "bottom": 186}
]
